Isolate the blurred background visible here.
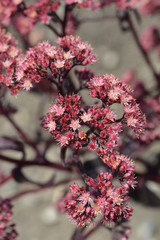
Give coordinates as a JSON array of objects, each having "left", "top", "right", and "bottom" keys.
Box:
[{"left": 0, "top": 1, "right": 160, "bottom": 240}]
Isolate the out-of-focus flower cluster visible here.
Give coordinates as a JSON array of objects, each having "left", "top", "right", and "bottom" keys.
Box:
[
  {"left": 0, "top": 0, "right": 159, "bottom": 34},
  {"left": 12, "top": 14, "right": 35, "bottom": 36},
  {"left": 0, "top": 0, "right": 22, "bottom": 27},
  {"left": 24, "top": 0, "right": 60, "bottom": 25},
  {"left": 140, "top": 96, "right": 160, "bottom": 143},
  {"left": 65, "top": 0, "right": 153, "bottom": 11},
  {"left": 0, "top": 0, "right": 60, "bottom": 28},
  {"left": 64, "top": 12, "right": 79, "bottom": 35},
  {"left": 0, "top": 198, "right": 17, "bottom": 240},
  {"left": 140, "top": 25, "right": 160, "bottom": 55},
  {"left": 0, "top": 34, "right": 96, "bottom": 95},
  {"left": 139, "top": 0, "right": 160, "bottom": 15},
  {"left": 121, "top": 71, "right": 160, "bottom": 144}
]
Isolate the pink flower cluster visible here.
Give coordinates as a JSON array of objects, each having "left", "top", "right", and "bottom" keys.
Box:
[
  {"left": 65, "top": 183, "right": 96, "bottom": 227},
  {"left": 87, "top": 74, "right": 146, "bottom": 136},
  {"left": 121, "top": 72, "right": 160, "bottom": 144},
  {"left": 0, "top": 198, "right": 17, "bottom": 240},
  {"left": 0, "top": 0, "right": 60, "bottom": 28},
  {"left": 24, "top": 0, "right": 60, "bottom": 25},
  {"left": 0, "top": 28, "right": 21, "bottom": 94},
  {"left": 43, "top": 92, "right": 120, "bottom": 151},
  {"left": 0, "top": 35, "right": 96, "bottom": 94},
  {"left": 43, "top": 73, "right": 146, "bottom": 153},
  {"left": 139, "top": 0, "right": 160, "bottom": 15},
  {"left": 140, "top": 25, "right": 160, "bottom": 53},
  {"left": 65, "top": 170, "right": 134, "bottom": 227},
  {"left": 0, "top": 0, "right": 22, "bottom": 27},
  {"left": 0, "top": 24, "right": 146, "bottom": 229},
  {"left": 12, "top": 14, "right": 35, "bottom": 36},
  {"left": 139, "top": 97, "right": 160, "bottom": 143},
  {"left": 42, "top": 70, "right": 145, "bottom": 227},
  {"left": 101, "top": 152, "right": 136, "bottom": 188}
]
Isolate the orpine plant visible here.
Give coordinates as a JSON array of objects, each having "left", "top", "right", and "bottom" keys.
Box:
[{"left": 0, "top": 1, "right": 160, "bottom": 240}]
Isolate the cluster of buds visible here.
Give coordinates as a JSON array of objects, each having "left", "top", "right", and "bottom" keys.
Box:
[
  {"left": 65, "top": 170, "right": 134, "bottom": 227},
  {"left": 65, "top": 183, "right": 96, "bottom": 227},
  {"left": 0, "top": 198, "right": 17, "bottom": 240}
]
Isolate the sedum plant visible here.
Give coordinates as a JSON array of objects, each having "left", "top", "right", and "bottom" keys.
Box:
[{"left": 0, "top": 0, "right": 160, "bottom": 239}]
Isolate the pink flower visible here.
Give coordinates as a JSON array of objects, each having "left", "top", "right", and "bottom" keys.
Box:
[
  {"left": 69, "top": 119, "right": 81, "bottom": 131},
  {"left": 80, "top": 112, "right": 92, "bottom": 122},
  {"left": 49, "top": 104, "right": 65, "bottom": 116},
  {"left": 78, "top": 192, "right": 92, "bottom": 205},
  {"left": 54, "top": 60, "right": 65, "bottom": 68},
  {"left": 45, "top": 121, "right": 56, "bottom": 132},
  {"left": 58, "top": 135, "right": 69, "bottom": 147},
  {"left": 22, "top": 79, "right": 33, "bottom": 91}
]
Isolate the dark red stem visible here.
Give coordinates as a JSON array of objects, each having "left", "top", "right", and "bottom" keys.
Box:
[
  {"left": 8, "top": 178, "right": 74, "bottom": 201},
  {"left": 5, "top": 114, "right": 40, "bottom": 155},
  {"left": 46, "top": 23, "right": 62, "bottom": 37},
  {"left": 83, "top": 220, "right": 102, "bottom": 239},
  {"left": 0, "top": 154, "right": 71, "bottom": 172},
  {"left": 0, "top": 174, "right": 14, "bottom": 186}
]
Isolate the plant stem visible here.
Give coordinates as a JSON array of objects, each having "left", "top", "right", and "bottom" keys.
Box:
[
  {"left": 84, "top": 220, "right": 102, "bottom": 239},
  {"left": 5, "top": 114, "right": 40, "bottom": 155},
  {"left": 0, "top": 174, "right": 14, "bottom": 186},
  {"left": 0, "top": 154, "right": 71, "bottom": 172},
  {"left": 46, "top": 23, "right": 62, "bottom": 37},
  {"left": 73, "top": 151, "right": 88, "bottom": 180},
  {"left": 8, "top": 178, "right": 74, "bottom": 201},
  {"left": 62, "top": 4, "right": 72, "bottom": 36}
]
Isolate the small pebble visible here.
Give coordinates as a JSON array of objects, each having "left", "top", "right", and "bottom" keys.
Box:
[{"left": 40, "top": 206, "right": 59, "bottom": 225}]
